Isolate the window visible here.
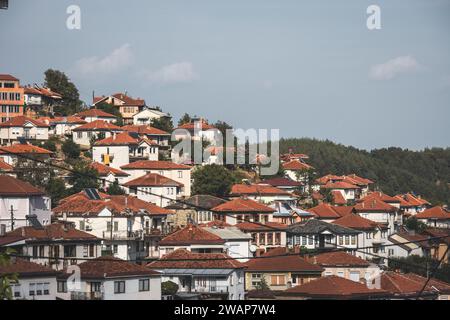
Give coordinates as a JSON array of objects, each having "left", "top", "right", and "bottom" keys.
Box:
[
  {"left": 39, "top": 245, "right": 45, "bottom": 258},
  {"left": 83, "top": 245, "right": 89, "bottom": 258},
  {"left": 80, "top": 220, "right": 85, "bottom": 230},
  {"left": 178, "top": 171, "right": 183, "bottom": 178},
  {"left": 13, "top": 284, "right": 21, "bottom": 298},
  {"left": 4, "top": 82, "right": 14, "bottom": 88},
  {"left": 267, "top": 233, "right": 273, "bottom": 245},
  {"left": 113, "top": 244, "right": 118, "bottom": 254},
  {"left": 308, "top": 235, "right": 313, "bottom": 245},
  {"left": 270, "top": 275, "right": 286, "bottom": 286},
  {"left": 89, "top": 244, "right": 95, "bottom": 257},
  {"left": 259, "top": 233, "right": 265, "bottom": 245},
  {"left": 114, "top": 281, "right": 126, "bottom": 294},
  {"left": 57, "top": 281, "right": 67, "bottom": 293},
  {"left": 345, "top": 235, "right": 350, "bottom": 245},
  {"left": 301, "top": 236, "right": 307, "bottom": 246},
  {"left": 338, "top": 236, "right": 344, "bottom": 245},
  {"left": 351, "top": 235, "right": 356, "bottom": 245},
  {"left": 43, "top": 283, "right": 50, "bottom": 295},
  {"left": 275, "top": 233, "right": 281, "bottom": 245},
  {"left": 29, "top": 283, "right": 36, "bottom": 296},
  {"left": 139, "top": 279, "right": 150, "bottom": 292},
  {"left": 32, "top": 246, "right": 38, "bottom": 258},
  {"left": 64, "top": 245, "right": 76, "bottom": 257},
  {"left": 77, "top": 132, "right": 82, "bottom": 139}
]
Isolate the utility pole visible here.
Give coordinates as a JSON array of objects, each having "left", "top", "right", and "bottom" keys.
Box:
[{"left": 10, "top": 205, "right": 15, "bottom": 231}]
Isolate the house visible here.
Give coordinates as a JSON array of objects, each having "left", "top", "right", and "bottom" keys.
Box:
[
  {"left": 211, "top": 198, "right": 276, "bottom": 225},
  {"left": 280, "top": 152, "right": 309, "bottom": 162},
  {"left": 321, "top": 181, "right": 360, "bottom": 203},
  {"left": 305, "top": 251, "right": 381, "bottom": 283},
  {"left": 0, "top": 142, "right": 52, "bottom": 166},
  {"left": 165, "top": 194, "right": 227, "bottom": 227},
  {"left": 387, "top": 231, "right": 432, "bottom": 258},
  {"left": 147, "top": 248, "right": 246, "bottom": 300},
  {"left": 394, "top": 193, "right": 431, "bottom": 215},
  {"left": 0, "top": 175, "right": 51, "bottom": 230},
  {"left": 93, "top": 93, "right": 146, "bottom": 125},
  {"left": 72, "top": 120, "right": 123, "bottom": 148},
  {"left": 173, "top": 118, "right": 220, "bottom": 142},
  {"left": 313, "top": 174, "right": 374, "bottom": 199},
  {"left": 39, "top": 116, "right": 86, "bottom": 136},
  {"left": 0, "top": 223, "right": 102, "bottom": 270},
  {"left": 415, "top": 206, "right": 450, "bottom": 229},
  {"left": 235, "top": 221, "right": 287, "bottom": 253},
  {"left": 23, "top": 85, "right": 62, "bottom": 117},
  {"left": 282, "top": 160, "right": 314, "bottom": 184},
  {"left": 132, "top": 107, "right": 170, "bottom": 126},
  {"left": 92, "top": 132, "right": 158, "bottom": 169},
  {"left": 57, "top": 256, "right": 161, "bottom": 300},
  {"left": 422, "top": 228, "right": 450, "bottom": 263},
  {"left": 52, "top": 190, "right": 173, "bottom": 260},
  {"left": 120, "top": 160, "right": 192, "bottom": 196},
  {"left": 122, "top": 124, "right": 171, "bottom": 148},
  {"left": 0, "top": 74, "right": 24, "bottom": 123},
  {"left": 0, "top": 257, "right": 58, "bottom": 300},
  {"left": 90, "top": 162, "right": 130, "bottom": 189},
  {"left": 0, "top": 116, "right": 49, "bottom": 144},
  {"left": 270, "top": 201, "right": 315, "bottom": 225},
  {"left": 380, "top": 271, "right": 450, "bottom": 300},
  {"left": 229, "top": 184, "right": 297, "bottom": 204},
  {"left": 286, "top": 219, "right": 360, "bottom": 251},
  {"left": 333, "top": 213, "right": 389, "bottom": 260},
  {"left": 260, "top": 177, "right": 304, "bottom": 194},
  {"left": 306, "top": 203, "right": 354, "bottom": 223},
  {"left": 123, "top": 173, "right": 184, "bottom": 208},
  {"left": 354, "top": 197, "right": 400, "bottom": 235},
  {"left": 244, "top": 247, "right": 323, "bottom": 291},
  {"left": 277, "top": 275, "right": 388, "bottom": 300},
  {"left": 75, "top": 108, "right": 117, "bottom": 123},
  {"left": 0, "top": 158, "right": 14, "bottom": 176}
]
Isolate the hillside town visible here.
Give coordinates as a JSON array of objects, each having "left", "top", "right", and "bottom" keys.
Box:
[{"left": 0, "top": 72, "right": 449, "bottom": 301}]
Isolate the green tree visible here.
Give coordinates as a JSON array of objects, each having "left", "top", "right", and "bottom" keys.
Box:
[
  {"left": 95, "top": 102, "right": 123, "bottom": 126},
  {"left": 44, "top": 69, "right": 83, "bottom": 115},
  {"left": 62, "top": 139, "right": 81, "bottom": 160},
  {"left": 255, "top": 275, "right": 270, "bottom": 291},
  {"left": 177, "top": 113, "right": 192, "bottom": 126},
  {"left": 0, "top": 250, "right": 18, "bottom": 300},
  {"left": 46, "top": 178, "right": 68, "bottom": 207},
  {"left": 161, "top": 281, "right": 179, "bottom": 296},
  {"left": 151, "top": 116, "right": 174, "bottom": 132},
  {"left": 405, "top": 217, "right": 428, "bottom": 233},
  {"left": 192, "top": 164, "right": 235, "bottom": 197},
  {"left": 106, "top": 181, "right": 126, "bottom": 195},
  {"left": 68, "top": 162, "right": 100, "bottom": 194}
]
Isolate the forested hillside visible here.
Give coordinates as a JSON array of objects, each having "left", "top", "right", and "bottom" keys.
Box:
[{"left": 279, "top": 138, "right": 450, "bottom": 205}]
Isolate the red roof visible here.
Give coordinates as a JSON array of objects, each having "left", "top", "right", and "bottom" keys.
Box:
[
  {"left": 230, "top": 184, "right": 293, "bottom": 197},
  {"left": 212, "top": 198, "right": 275, "bottom": 213},
  {"left": 0, "top": 158, "right": 13, "bottom": 171},
  {"left": 45, "top": 116, "right": 86, "bottom": 124},
  {"left": 415, "top": 206, "right": 450, "bottom": 220},
  {"left": 94, "top": 132, "right": 138, "bottom": 146},
  {"left": 147, "top": 249, "right": 244, "bottom": 269},
  {"left": 0, "top": 175, "right": 45, "bottom": 196},
  {"left": 7, "top": 223, "right": 100, "bottom": 242},
  {"left": 322, "top": 181, "right": 360, "bottom": 190},
  {"left": 261, "top": 177, "right": 303, "bottom": 187},
  {"left": 0, "top": 143, "right": 53, "bottom": 155},
  {"left": 0, "top": 258, "right": 57, "bottom": 278},
  {"left": 76, "top": 109, "right": 117, "bottom": 119},
  {"left": 282, "top": 160, "right": 313, "bottom": 171},
  {"left": 176, "top": 120, "right": 216, "bottom": 131},
  {"left": 245, "top": 247, "right": 323, "bottom": 272},
  {"left": 159, "top": 224, "right": 225, "bottom": 246},
  {"left": 123, "top": 173, "right": 183, "bottom": 187},
  {"left": 0, "top": 74, "right": 19, "bottom": 81},
  {"left": 362, "top": 191, "right": 400, "bottom": 204},
  {"left": 394, "top": 193, "right": 430, "bottom": 207},
  {"left": 121, "top": 160, "right": 191, "bottom": 170},
  {"left": 90, "top": 162, "right": 129, "bottom": 177},
  {"left": 112, "top": 93, "right": 145, "bottom": 106},
  {"left": 235, "top": 221, "right": 287, "bottom": 232},
  {"left": 280, "top": 275, "right": 388, "bottom": 299},
  {"left": 354, "top": 198, "right": 397, "bottom": 213},
  {"left": 23, "top": 86, "right": 62, "bottom": 99},
  {"left": 72, "top": 120, "right": 122, "bottom": 132},
  {"left": 381, "top": 272, "right": 450, "bottom": 297},
  {"left": 331, "top": 190, "right": 347, "bottom": 205},
  {"left": 333, "top": 214, "right": 386, "bottom": 231},
  {"left": 0, "top": 116, "right": 49, "bottom": 128},
  {"left": 315, "top": 174, "right": 343, "bottom": 185},
  {"left": 308, "top": 203, "right": 346, "bottom": 219},
  {"left": 122, "top": 125, "right": 170, "bottom": 136},
  {"left": 306, "top": 251, "right": 370, "bottom": 267}
]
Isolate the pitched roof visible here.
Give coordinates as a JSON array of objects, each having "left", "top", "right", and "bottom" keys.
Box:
[
  {"left": 46, "top": 116, "right": 86, "bottom": 125},
  {"left": 415, "top": 206, "right": 450, "bottom": 220},
  {"left": 282, "top": 160, "right": 313, "bottom": 171},
  {"left": 0, "top": 175, "right": 45, "bottom": 196},
  {"left": 0, "top": 116, "right": 49, "bottom": 128},
  {"left": 380, "top": 272, "right": 450, "bottom": 297},
  {"left": 166, "top": 194, "right": 227, "bottom": 210},
  {"left": 122, "top": 125, "right": 170, "bottom": 136},
  {"left": 159, "top": 224, "right": 225, "bottom": 246},
  {"left": 7, "top": 223, "right": 100, "bottom": 242},
  {"left": 261, "top": 177, "right": 303, "bottom": 187},
  {"left": 0, "top": 74, "right": 19, "bottom": 81},
  {"left": 331, "top": 190, "right": 347, "bottom": 205},
  {"left": 176, "top": 120, "right": 216, "bottom": 131},
  {"left": 322, "top": 181, "right": 360, "bottom": 190},
  {"left": 94, "top": 131, "right": 139, "bottom": 146},
  {"left": 362, "top": 191, "right": 400, "bottom": 204},
  {"left": 75, "top": 109, "right": 117, "bottom": 118},
  {"left": 23, "top": 86, "right": 62, "bottom": 99},
  {"left": 307, "top": 203, "right": 350, "bottom": 219},
  {"left": 72, "top": 120, "right": 122, "bottom": 132},
  {"left": 112, "top": 93, "right": 145, "bottom": 106},
  {"left": 230, "top": 184, "right": 294, "bottom": 197},
  {"left": 306, "top": 251, "right": 370, "bottom": 267},
  {"left": 90, "top": 162, "right": 129, "bottom": 177},
  {"left": 212, "top": 198, "right": 275, "bottom": 213},
  {"left": 279, "top": 275, "right": 388, "bottom": 299},
  {"left": 287, "top": 219, "right": 360, "bottom": 235},
  {"left": 0, "top": 158, "right": 14, "bottom": 171},
  {"left": 245, "top": 247, "right": 323, "bottom": 272},
  {"left": 235, "top": 221, "right": 288, "bottom": 232},
  {"left": 0, "top": 258, "right": 58, "bottom": 278},
  {"left": 123, "top": 173, "right": 183, "bottom": 187},
  {"left": 0, "top": 143, "right": 53, "bottom": 155},
  {"left": 333, "top": 214, "right": 387, "bottom": 231},
  {"left": 354, "top": 198, "right": 397, "bottom": 213},
  {"left": 147, "top": 249, "right": 244, "bottom": 269},
  {"left": 342, "top": 174, "right": 374, "bottom": 186},
  {"left": 121, "top": 160, "right": 191, "bottom": 170}
]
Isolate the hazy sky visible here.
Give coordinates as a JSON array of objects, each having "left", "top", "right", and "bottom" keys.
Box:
[{"left": 1, "top": 0, "right": 449, "bottom": 150}]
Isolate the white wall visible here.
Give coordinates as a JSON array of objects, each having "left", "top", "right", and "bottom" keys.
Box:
[
  {"left": 0, "top": 196, "right": 51, "bottom": 230},
  {"left": 12, "top": 276, "right": 57, "bottom": 300},
  {"left": 92, "top": 145, "right": 130, "bottom": 169}
]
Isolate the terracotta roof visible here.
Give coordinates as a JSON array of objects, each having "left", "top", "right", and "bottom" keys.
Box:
[
  {"left": 0, "top": 143, "right": 53, "bottom": 155},
  {"left": 123, "top": 173, "right": 183, "bottom": 187},
  {"left": 245, "top": 247, "right": 323, "bottom": 272},
  {"left": 398, "top": 193, "right": 430, "bottom": 206},
  {"left": 282, "top": 160, "right": 313, "bottom": 171},
  {"left": 122, "top": 125, "right": 170, "bottom": 136},
  {"left": 176, "top": 121, "right": 216, "bottom": 131},
  {"left": 322, "top": 181, "right": 360, "bottom": 190},
  {"left": 0, "top": 175, "right": 45, "bottom": 196},
  {"left": 315, "top": 174, "right": 343, "bottom": 185},
  {"left": 212, "top": 198, "right": 275, "bottom": 213},
  {"left": 94, "top": 131, "right": 138, "bottom": 146},
  {"left": 331, "top": 190, "right": 347, "bottom": 205},
  {"left": 75, "top": 109, "right": 117, "bottom": 119},
  {"left": 315, "top": 174, "right": 374, "bottom": 186},
  {"left": 230, "top": 184, "right": 294, "bottom": 197},
  {"left": 0, "top": 158, "right": 13, "bottom": 171},
  {"left": 354, "top": 198, "right": 397, "bottom": 213},
  {"left": 159, "top": 224, "right": 225, "bottom": 246},
  {"left": 279, "top": 275, "right": 388, "bottom": 299},
  {"left": 389, "top": 232, "right": 432, "bottom": 249},
  {"left": 261, "top": 177, "right": 303, "bottom": 187},
  {"left": 415, "top": 206, "right": 450, "bottom": 220},
  {"left": 112, "top": 93, "right": 145, "bottom": 106},
  {"left": 380, "top": 272, "right": 450, "bottom": 297},
  {"left": 235, "top": 221, "right": 287, "bottom": 232},
  {"left": 23, "top": 86, "right": 62, "bottom": 99},
  {"left": 333, "top": 214, "right": 386, "bottom": 231},
  {"left": 0, "top": 74, "right": 19, "bottom": 81},
  {"left": 166, "top": 194, "right": 227, "bottom": 210},
  {"left": 90, "top": 162, "right": 129, "bottom": 177},
  {"left": 307, "top": 203, "right": 344, "bottom": 219},
  {"left": 60, "top": 256, "right": 159, "bottom": 279},
  {"left": 306, "top": 251, "right": 370, "bottom": 267},
  {"left": 199, "top": 220, "right": 233, "bottom": 228},
  {"left": 72, "top": 120, "right": 122, "bottom": 132},
  {"left": 0, "top": 116, "right": 49, "bottom": 128},
  {"left": 0, "top": 258, "right": 58, "bottom": 278},
  {"left": 46, "top": 116, "right": 86, "bottom": 125},
  {"left": 362, "top": 191, "right": 400, "bottom": 204},
  {"left": 7, "top": 223, "right": 100, "bottom": 242},
  {"left": 121, "top": 160, "right": 191, "bottom": 170},
  {"left": 147, "top": 249, "right": 244, "bottom": 269}
]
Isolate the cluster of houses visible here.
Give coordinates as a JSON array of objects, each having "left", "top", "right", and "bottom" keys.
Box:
[{"left": 1, "top": 73, "right": 450, "bottom": 300}]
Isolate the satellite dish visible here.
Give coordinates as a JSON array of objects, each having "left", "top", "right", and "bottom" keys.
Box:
[{"left": 249, "top": 245, "right": 257, "bottom": 253}]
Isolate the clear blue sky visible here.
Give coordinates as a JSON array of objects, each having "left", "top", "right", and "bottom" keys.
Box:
[{"left": 1, "top": 0, "right": 449, "bottom": 150}]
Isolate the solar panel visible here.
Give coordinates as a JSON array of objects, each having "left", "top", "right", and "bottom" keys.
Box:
[
  {"left": 128, "top": 132, "right": 140, "bottom": 139},
  {"left": 27, "top": 215, "right": 43, "bottom": 229},
  {"left": 85, "top": 188, "right": 101, "bottom": 200}
]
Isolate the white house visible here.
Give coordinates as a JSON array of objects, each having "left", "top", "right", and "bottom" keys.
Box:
[
  {"left": 229, "top": 183, "right": 297, "bottom": 205},
  {"left": 0, "top": 175, "right": 51, "bottom": 231},
  {"left": 56, "top": 256, "right": 161, "bottom": 300},
  {"left": 75, "top": 108, "right": 117, "bottom": 123},
  {"left": 148, "top": 249, "right": 245, "bottom": 300},
  {"left": 72, "top": 120, "right": 123, "bottom": 148},
  {"left": 40, "top": 116, "right": 87, "bottom": 136},
  {"left": 0, "top": 116, "right": 49, "bottom": 144},
  {"left": 122, "top": 124, "right": 171, "bottom": 147},
  {"left": 173, "top": 119, "right": 221, "bottom": 143},
  {"left": 354, "top": 197, "right": 400, "bottom": 235},
  {"left": 133, "top": 108, "right": 170, "bottom": 125},
  {"left": 203, "top": 224, "right": 253, "bottom": 261},
  {"left": 90, "top": 162, "right": 130, "bottom": 188},
  {"left": 0, "top": 143, "right": 52, "bottom": 166},
  {"left": 415, "top": 206, "right": 450, "bottom": 229}
]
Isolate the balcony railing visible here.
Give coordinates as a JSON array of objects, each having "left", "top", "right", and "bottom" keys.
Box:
[
  {"left": 102, "top": 230, "right": 142, "bottom": 240},
  {"left": 193, "top": 285, "right": 229, "bottom": 294},
  {"left": 71, "top": 291, "right": 104, "bottom": 300}
]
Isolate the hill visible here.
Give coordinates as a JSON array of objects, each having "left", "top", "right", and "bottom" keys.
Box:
[{"left": 279, "top": 138, "right": 450, "bottom": 205}]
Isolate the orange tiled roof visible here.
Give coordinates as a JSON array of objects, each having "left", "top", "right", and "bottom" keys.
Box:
[
  {"left": 394, "top": 193, "right": 430, "bottom": 207},
  {"left": 331, "top": 190, "right": 347, "bottom": 205},
  {"left": 282, "top": 160, "right": 313, "bottom": 171},
  {"left": 72, "top": 120, "right": 122, "bottom": 132},
  {"left": 90, "top": 162, "right": 129, "bottom": 177},
  {"left": 159, "top": 224, "right": 225, "bottom": 246},
  {"left": 0, "top": 175, "right": 45, "bottom": 196},
  {"left": 76, "top": 109, "right": 117, "bottom": 118},
  {"left": 122, "top": 125, "right": 170, "bottom": 136},
  {"left": 123, "top": 173, "right": 183, "bottom": 187},
  {"left": 46, "top": 116, "right": 86, "bottom": 124},
  {"left": 354, "top": 198, "right": 397, "bottom": 212},
  {"left": 230, "top": 184, "right": 293, "bottom": 197},
  {"left": 0, "top": 116, "right": 49, "bottom": 128},
  {"left": 121, "top": 160, "right": 191, "bottom": 170},
  {"left": 176, "top": 120, "right": 216, "bottom": 131},
  {"left": 322, "top": 181, "right": 360, "bottom": 190},
  {"left": 415, "top": 206, "right": 450, "bottom": 220},
  {"left": 0, "top": 258, "right": 57, "bottom": 278},
  {"left": 306, "top": 251, "right": 370, "bottom": 267},
  {"left": 0, "top": 74, "right": 19, "bottom": 81},
  {"left": 235, "top": 221, "right": 287, "bottom": 232},
  {"left": 307, "top": 203, "right": 344, "bottom": 219},
  {"left": 381, "top": 272, "right": 450, "bottom": 297},
  {"left": 7, "top": 223, "right": 100, "bottom": 241},
  {"left": 211, "top": 198, "right": 275, "bottom": 213},
  {"left": 112, "top": 93, "right": 145, "bottom": 106},
  {"left": 361, "top": 191, "right": 400, "bottom": 204},
  {"left": 94, "top": 132, "right": 138, "bottom": 146},
  {"left": 0, "top": 143, "right": 53, "bottom": 155},
  {"left": 0, "top": 158, "right": 13, "bottom": 171},
  {"left": 333, "top": 214, "right": 386, "bottom": 230}
]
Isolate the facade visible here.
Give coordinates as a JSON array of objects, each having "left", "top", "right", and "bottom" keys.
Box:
[
  {"left": 72, "top": 120, "right": 123, "bottom": 148},
  {"left": 0, "top": 116, "right": 49, "bottom": 144},
  {"left": 122, "top": 125, "right": 171, "bottom": 148},
  {"left": 90, "top": 162, "right": 130, "bottom": 188},
  {"left": 229, "top": 184, "right": 297, "bottom": 204},
  {"left": 415, "top": 206, "right": 450, "bottom": 228},
  {"left": 235, "top": 221, "right": 287, "bottom": 253},
  {"left": 75, "top": 108, "right": 117, "bottom": 123},
  {"left": 93, "top": 93, "right": 146, "bottom": 125},
  {"left": 211, "top": 198, "right": 276, "bottom": 226},
  {"left": 173, "top": 119, "right": 220, "bottom": 143},
  {"left": 0, "top": 143, "right": 53, "bottom": 165},
  {"left": 23, "top": 86, "right": 62, "bottom": 117},
  {"left": 39, "top": 116, "right": 86, "bottom": 136},
  {"left": 132, "top": 108, "right": 170, "bottom": 125},
  {"left": 0, "top": 74, "right": 24, "bottom": 123}
]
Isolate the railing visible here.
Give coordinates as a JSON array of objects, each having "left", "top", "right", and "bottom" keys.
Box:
[
  {"left": 102, "top": 230, "right": 142, "bottom": 240},
  {"left": 71, "top": 291, "right": 104, "bottom": 300},
  {"left": 193, "top": 285, "right": 229, "bottom": 294}
]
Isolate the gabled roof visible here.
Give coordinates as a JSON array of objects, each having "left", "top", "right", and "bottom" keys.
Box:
[
  {"left": 354, "top": 198, "right": 397, "bottom": 213},
  {"left": 176, "top": 120, "right": 216, "bottom": 131},
  {"left": 166, "top": 194, "right": 227, "bottom": 210},
  {"left": 282, "top": 160, "right": 313, "bottom": 171},
  {"left": 23, "top": 86, "right": 62, "bottom": 99},
  {"left": 230, "top": 184, "right": 294, "bottom": 197},
  {"left": 307, "top": 203, "right": 352, "bottom": 219},
  {"left": 111, "top": 93, "right": 145, "bottom": 106},
  {"left": 306, "top": 251, "right": 370, "bottom": 267},
  {"left": 322, "top": 181, "right": 360, "bottom": 190},
  {"left": 331, "top": 190, "right": 347, "bottom": 205},
  {"left": 123, "top": 173, "right": 183, "bottom": 187},
  {"left": 245, "top": 247, "right": 323, "bottom": 273},
  {"left": 361, "top": 191, "right": 400, "bottom": 204},
  {"left": 0, "top": 258, "right": 58, "bottom": 278},
  {"left": 7, "top": 223, "right": 100, "bottom": 242},
  {"left": 122, "top": 125, "right": 170, "bottom": 136},
  {"left": 287, "top": 219, "right": 360, "bottom": 235},
  {"left": 333, "top": 214, "right": 387, "bottom": 231},
  {"left": 0, "top": 143, "right": 53, "bottom": 155},
  {"left": 72, "top": 120, "right": 122, "bottom": 132},
  {"left": 75, "top": 109, "right": 117, "bottom": 119},
  {"left": 279, "top": 275, "right": 388, "bottom": 299},
  {"left": 90, "top": 162, "right": 129, "bottom": 177},
  {"left": 46, "top": 116, "right": 86, "bottom": 125},
  {"left": 211, "top": 198, "right": 275, "bottom": 213},
  {"left": 159, "top": 224, "right": 225, "bottom": 246},
  {"left": 0, "top": 74, "right": 19, "bottom": 81},
  {"left": 261, "top": 177, "right": 303, "bottom": 187},
  {"left": 94, "top": 131, "right": 139, "bottom": 146},
  {"left": 415, "top": 206, "right": 450, "bottom": 220},
  {"left": 0, "top": 116, "right": 49, "bottom": 128},
  {"left": 0, "top": 158, "right": 13, "bottom": 171},
  {"left": 0, "top": 175, "right": 45, "bottom": 196},
  {"left": 147, "top": 249, "right": 244, "bottom": 269},
  {"left": 342, "top": 174, "right": 374, "bottom": 186},
  {"left": 235, "top": 221, "right": 288, "bottom": 232},
  {"left": 121, "top": 160, "right": 191, "bottom": 170},
  {"left": 380, "top": 272, "right": 450, "bottom": 297}
]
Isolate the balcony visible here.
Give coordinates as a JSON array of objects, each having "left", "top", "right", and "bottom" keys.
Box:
[
  {"left": 192, "top": 285, "right": 229, "bottom": 294},
  {"left": 71, "top": 291, "right": 104, "bottom": 300},
  {"left": 102, "top": 230, "right": 142, "bottom": 240}
]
